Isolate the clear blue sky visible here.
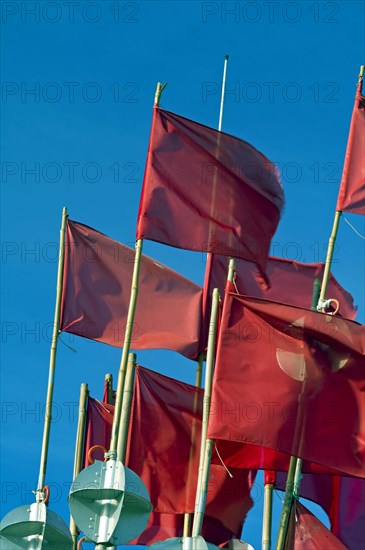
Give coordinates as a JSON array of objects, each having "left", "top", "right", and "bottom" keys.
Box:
[{"left": 1, "top": 1, "right": 364, "bottom": 548}]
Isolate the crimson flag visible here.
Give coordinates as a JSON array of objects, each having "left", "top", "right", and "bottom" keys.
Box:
[
  {"left": 136, "top": 107, "right": 284, "bottom": 279},
  {"left": 336, "top": 91, "right": 365, "bottom": 215},
  {"left": 208, "top": 292, "right": 365, "bottom": 478},
  {"left": 205, "top": 254, "right": 357, "bottom": 319},
  {"left": 60, "top": 219, "right": 203, "bottom": 359},
  {"left": 284, "top": 501, "right": 347, "bottom": 549},
  {"left": 277, "top": 472, "right": 365, "bottom": 549},
  {"left": 84, "top": 366, "right": 256, "bottom": 546}
]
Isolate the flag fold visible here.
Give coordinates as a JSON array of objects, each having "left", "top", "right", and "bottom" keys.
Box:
[
  {"left": 136, "top": 107, "right": 284, "bottom": 277},
  {"left": 208, "top": 292, "right": 365, "bottom": 478},
  {"left": 61, "top": 219, "right": 203, "bottom": 359}
]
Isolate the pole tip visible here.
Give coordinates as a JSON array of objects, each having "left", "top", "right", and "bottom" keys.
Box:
[{"left": 225, "top": 54, "right": 229, "bottom": 60}]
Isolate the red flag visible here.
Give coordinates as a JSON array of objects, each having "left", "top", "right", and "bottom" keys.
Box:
[
  {"left": 127, "top": 367, "right": 255, "bottom": 545},
  {"left": 336, "top": 90, "right": 365, "bottom": 215},
  {"left": 277, "top": 473, "right": 365, "bottom": 549},
  {"left": 285, "top": 501, "right": 347, "bottom": 549},
  {"left": 131, "top": 512, "right": 184, "bottom": 545},
  {"left": 83, "top": 397, "right": 113, "bottom": 468},
  {"left": 205, "top": 254, "right": 357, "bottom": 319},
  {"left": 60, "top": 219, "right": 203, "bottom": 359},
  {"left": 83, "top": 367, "right": 256, "bottom": 546},
  {"left": 208, "top": 292, "right": 365, "bottom": 478},
  {"left": 136, "top": 107, "right": 284, "bottom": 278}
]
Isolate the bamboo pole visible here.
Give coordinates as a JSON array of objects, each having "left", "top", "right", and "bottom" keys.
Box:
[
  {"left": 105, "top": 373, "right": 114, "bottom": 404},
  {"left": 183, "top": 353, "right": 205, "bottom": 537},
  {"left": 318, "top": 210, "right": 342, "bottom": 309},
  {"left": 318, "top": 65, "right": 364, "bottom": 310},
  {"left": 262, "top": 481, "right": 274, "bottom": 550},
  {"left": 192, "top": 288, "right": 220, "bottom": 537},
  {"left": 275, "top": 279, "right": 321, "bottom": 549},
  {"left": 108, "top": 238, "right": 143, "bottom": 455},
  {"left": 276, "top": 457, "right": 298, "bottom": 549},
  {"left": 70, "top": 383, "right": 89, "bottom": 550},
  {"left": 36, "top": 207, "right": 67, "bottom": 496},
  {"left": 117, "top": 353, "right": 136, "bottom": 463},
  {"left": 109, "top": 82, "right": 166, "bottom": 456}
]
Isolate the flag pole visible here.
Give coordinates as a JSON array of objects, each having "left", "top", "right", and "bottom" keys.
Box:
[
  {"left": 117, "top": 352, "right": 137, "bottom": 463},
  {"left": 218, "top": 54, "right": 229, "bottom": 132},
  {"left": 275, "top": 279, "right": 321, "bottom": 549},
  {"left": 192, "top": 288, "right": 220, "bottom": 537},
  {"left": 69, "top": 382, "right": 89, "bottom": 550},
  {"left": 36, "top": 206, "right": 67, "bottom": 497},
  {"left": 183, "top": 352, "right": 205, "bottom": 537},
  {"left": 188, "top": 57, "right": 229, "bottom": 536},
  {"left": 109, "top": 83, "right": 166, "bottom": 457},
  {"left": 105, "top": 373, "right": 114, "bottom": 404},
  {"left": 262, "top": 472, "right": 274, "bottom": 550},
  {"left": 318, "top": 65, "right": 364, "bottom": 311}
]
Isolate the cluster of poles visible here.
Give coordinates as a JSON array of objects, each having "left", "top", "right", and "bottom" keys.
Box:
[{"left": 1, "top": 59, "right": 364, "bottom": 549}]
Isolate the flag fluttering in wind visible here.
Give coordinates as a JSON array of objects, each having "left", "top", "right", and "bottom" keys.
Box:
[
  {"left": 84, "top": 366, "right": 256, "bottom": 546},
  {"left": 336, "top": 91, "right": 365, "bottom": 215},
  {"left": 284, "top": 501, "right": 347, "bottom": 549},
  {"left": 208, "top": 291, "right": 365, "bottom": 478},
  {"left": 136, "top": 107, "right": 284, "bottom": 279},
  {"left": 276, "top": 472, "right": 365, "bottom": 549},
  {"left": 60, "top": 219, "right": 203, "bottom": 359},
  {"left": 204, "top": 255, "right": 357, "bottom": 319}
]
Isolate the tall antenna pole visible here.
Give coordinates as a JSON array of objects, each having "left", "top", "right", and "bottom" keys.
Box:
[{"left": 218, "top": 55, "right": 229, "bottom": 131}]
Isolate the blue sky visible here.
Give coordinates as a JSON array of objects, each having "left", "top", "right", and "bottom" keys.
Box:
[{"left": 1, "top": 1, "right": 364, "bottom": 548}]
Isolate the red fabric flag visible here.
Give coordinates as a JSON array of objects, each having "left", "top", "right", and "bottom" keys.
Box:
[
  {"left": 284, "top": 501, "right": 347, "bottom": 549},
  {"left": 208, "top": 292, "right": 365, "bottom": 478},
  {"left": 336, "top": 90, "right": 365, "bottom": 215},
  {"left": 136, "top": 107, "right": 284, "bottom": 278},
  {"left": 277, "top": 472, "right": 365, "bottom": 549},
  {"left": 205, "top": 255, "right": 357, "bottom": 319},
  {"left": 60, "top": 219, "right": 203, "bottom": 359},
  {"left": 84, "top": 366, "right": 256, "bottom": 546}
]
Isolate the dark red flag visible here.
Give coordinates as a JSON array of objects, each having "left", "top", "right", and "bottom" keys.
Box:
[
  {"left": 208, "top": 292, "right": 365, "bottom": 478},
  {"left": 284, "top": 501, "right": 347, "bottom": 549},
  {"left": 84, "top": 367, "right": 256, "bottom": 546},
  {"left": 277, "top": 472, "right": 365, "bottom": 549},
  {"left": 336, "top": 91, "right": 365, "bottom": 215},
  {"left": 136, "top": 107, "right": 284, "bottom": 278},
  {"left": 60, "top": 219, "right": 203, "bottom": 359},
  {"left": 205, "top": 254, "right": 357, "bottom": 319}
]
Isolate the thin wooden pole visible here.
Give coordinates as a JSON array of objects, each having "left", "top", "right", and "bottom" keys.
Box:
[
  {"left": 275, "top": 279, "right": 321, "bottom": 549},
  {"left": 262, "top": 481, "right": 274, "bottom": 550},
  {"left": 105, "top": 373, "right": 114, "bottom": 404},
  {"left": 318, "top": 210, "right": 342, "bottom": 309},
  {"left": 108, "top": 238, "right": 143, "bottom": 455},
  {"left": 70, "top": 383, "right": 89, "bottom": 550},
  {"left": 109, "top": 82, "right": 165, "bottom": 456},
  {"left": 276, "top": 457, "right": 298, "bottom": 549},
  {"left": 36, "top": 207, "right": 67, "bottom": 495},
  {"left": 192, "top": 289, "right": 220, "bottom": 537},
  {"left": 183, "top": 353, "right": 205, "bottom": 537},
  {"left": 117, "top": 353, "right": 136, "bottom": 463},
  {"left": 192, "top": 437, "right": 215, "bottom": 538}
]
